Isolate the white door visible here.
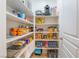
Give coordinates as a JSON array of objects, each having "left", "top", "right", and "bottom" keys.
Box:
[{"left": 60, "top": 0, "right": 77, "bottom": 37}]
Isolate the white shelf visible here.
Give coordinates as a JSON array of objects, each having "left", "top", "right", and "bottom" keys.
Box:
[
  {"left": 7, "top": 40, "right": 35, "bottom": 58},
  {"left": 35, "top": 31, "right": 59, "bottom": 33},
  {"left": 15, "top": 45, "right": 29, "bottom": 58},
  {"left": 7, "top": 0, "right": 33, "bottom": 17},
  {"left": 35, "top": 39, "right": 59, "bottom": 41},
  {"left": 36, "top": 23, "right": 58, "bottom": 26},
  {"left": 6, "top": 32, "right": 33, "bottom": 43},
  {"left": 16, "top": 40, "right": 35, "bottom": 58},
  {"left": 35, "top": 15, "right": 58, "bottom": 18},
  {"left": 6, "top": 12, "right": 33, "bottom": 24},
  {"left": 35, "top": 47, "right": 59, "bottom": 50}
]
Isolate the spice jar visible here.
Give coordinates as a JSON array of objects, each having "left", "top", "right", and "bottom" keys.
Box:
[
  {"left": 54, "top": 27, "right": 58, "bottom": 32},
  {"left": 48, "top": 27, "right": 53, "bottom": 32}
]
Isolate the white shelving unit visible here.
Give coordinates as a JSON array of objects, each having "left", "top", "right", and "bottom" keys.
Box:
[
  {"left": 6, "top": 0, "right": 34, "bottom": 58},
  {"left": 0, "top": 0, "right": 60, "bottom": 58},
  {"left": 34, "top": 15, "right": 59, "bottom": 57}
]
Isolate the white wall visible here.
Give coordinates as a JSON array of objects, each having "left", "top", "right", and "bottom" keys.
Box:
[
  {"left": 30, "top": 0, "right": 57, "bottom": 14},
  {"left": 0, "top": 0, "right": 6, "bottom": 57},
  {"left": 57, "top": 0, "right": 62, "bottom": 36},
  {"left": 78, "top": 0, "right": 79, "bottom": 38}
]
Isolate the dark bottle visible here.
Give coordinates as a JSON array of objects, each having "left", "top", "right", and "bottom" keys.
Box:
[{"left": 44, "top": 5, "right": 51, "bottom": 15}]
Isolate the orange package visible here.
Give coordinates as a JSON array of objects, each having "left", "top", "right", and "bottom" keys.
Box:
[{"left": 10, "top": 28, "right": 18, "bottom": 36}]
